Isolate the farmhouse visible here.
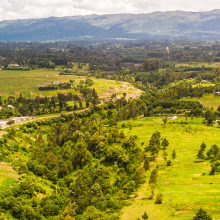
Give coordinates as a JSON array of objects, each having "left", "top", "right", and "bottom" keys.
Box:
[
  {"left": 7, "top": 105, "right": 15, "bottom": 109},
  {"left": 168, "top": 116, "right": 177, "bottom": 120},
  {"left": 0, "top": 121, "right": 8, "bottom": 129},
  {"left": 9, "top": 64, "right": 19, "bottom": 67},
  {"left": 11, "top": 116, "right": 35, "bottom": 123}
]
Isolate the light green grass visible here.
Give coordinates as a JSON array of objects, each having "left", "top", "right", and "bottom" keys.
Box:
[
  {"left": 182, "top": 94, "right": 220, "bottom": 108},
  {"left": 175, "top": 62, "right": 220, "bottom": 68},
  {"left": 120, "top": 117, "right": 220, "bottom": 219}
]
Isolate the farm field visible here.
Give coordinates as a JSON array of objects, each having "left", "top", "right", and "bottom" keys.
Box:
[
  {"left": 119, "top": 117, "right": 220, "bottom": 220},
  {"left": 0, "top": 69, "right": 141, "bottom": 100}
]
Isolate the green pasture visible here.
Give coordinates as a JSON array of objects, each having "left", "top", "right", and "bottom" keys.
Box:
[
  {"left": 0, "top": 69, "right": 126, "bottom": 99},
  {"left": 182, "top": 94, "right": 220, "bottom": 108},
  {"left": 120, "top": 117, "right": 220, "bottom": 219},
  {"left": 175, "top": 62, "right": 220, "bottom": 68}
]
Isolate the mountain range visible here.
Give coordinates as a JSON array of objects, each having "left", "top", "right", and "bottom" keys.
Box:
[{"left": 1, "top": 10, "right": 220, "bottom": 41}]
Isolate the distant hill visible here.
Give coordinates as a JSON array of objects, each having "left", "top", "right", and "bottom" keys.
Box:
[{"left": 2, "top": 10, "right": 220, "bottom": 41}]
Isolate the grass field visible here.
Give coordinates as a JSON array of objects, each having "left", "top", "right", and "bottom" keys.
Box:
[
  {"left": 0, "top": 69, "right": 141, "bottom": 100},
  {"left": 175, "top": 62, "right": 220, "bottom": 68},
  {"left": 182, "top": 94, "right": 220, "bottom": 108},
  {"left": 119, "top": 117, "right": 220, "bottom": 220}
]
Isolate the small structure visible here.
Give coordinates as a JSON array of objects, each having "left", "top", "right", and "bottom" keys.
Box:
[
  {"left": 55, "top": 68, "right": 59, "bottom": 71},
  {"left": 7, "top": 105, "right": 15, "bottom": 109},
  {"left": 51, "top": 81, "right": 63, "bottom": 84},
  {"left": 0, "top": 121, "right": 8, "bottom": 129},
  {"left": 11, "top": 116, "right": 35, "bottom": 124},
  {"left": 0, "top": 106, "right": 2, "bottom": 110},
  {"left": 9, "top": 64, "right": 19, "bottom": 67},
  {"left": 168, "top": 116, "right": 177, "bottom": 120},
  {"left": 202, "top": 80, "right": 209, "bottom": 83}
]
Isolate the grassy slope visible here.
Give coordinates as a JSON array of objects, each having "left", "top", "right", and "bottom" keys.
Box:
[{"left": 119, "top": 117, "right": 220, "bottom": 220}]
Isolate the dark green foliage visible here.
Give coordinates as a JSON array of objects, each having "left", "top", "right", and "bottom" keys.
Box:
[
  {"left": 161, "top": 138, "right": 169, "bottom": 150},
  {"left": 143, "top": 157, "right": 150, "bottom": 171},
  {"left": 193, "top": 208, "right": 212, "bottom": 220},
  {"left": 166, "top": 160, "right": 172, "bottom": 166},
  {"left": 172, "top": 150, "right": 176, "bottom": 161},
  {"left": 155, "top": 194, "right": 163, "bottom": 204},
  {"left": 206, "top": 144, "right": 220, "bottom": 161},
  {"left": 141, "top": 211, "right": 149, "bottom": 220},
  {"left": 197, "top": 143, "right": 206, "bottom": 160},
  {"left": 146, "top": 131, "right": 161, "bottom": 157},
  {"left": 149, "top": 168, "right": 157, "bottom": 190}
]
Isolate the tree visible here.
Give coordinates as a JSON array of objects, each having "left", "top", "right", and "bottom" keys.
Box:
[
  {"left": 155, "top": 194, "right": 163, "bottom": 204},
  {"left": 149, "top": 168, "right": 157, "bottom": 190},
  {"left": 146, "top": 131, "right": 161, "bottom": 158},
  {"left": 163, "top": 150, "right": 168, "bottom": 165},
  {"left": 197, "top": 142, "right": 206, "bottom": 160},
  {"left": 143, "top": 157, "right": 150, "bottom": 171},
  {"left": 172, "top": 149, "right": 176, "bottom": 162},
  {"left": 162, "top": 117, "right": 168, "bottom": 127},
  {"left": 141, "top": 212, "right": 149, "bottom": 220},
  {"left": 161, "top": 138, "right": 169, "bottom": 150},
  {"left": 193, "top": 208, "right": 212, "bottom": 220},
  {"left": 205, "top": 108, "right": 216, "bottom": 126},
  {"left": 143, "top": 59, "right": 150, "bottom": 71}
]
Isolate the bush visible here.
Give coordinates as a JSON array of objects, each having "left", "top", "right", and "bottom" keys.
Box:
[
  {"left": 166, "top": 160, "right": 172, "bottom": 166},
  {"left": 155, "top": 194, "right": 163, "bottom": 204},
  {"left": 193, "top": 208, "right": 212, "bottom": 220}
]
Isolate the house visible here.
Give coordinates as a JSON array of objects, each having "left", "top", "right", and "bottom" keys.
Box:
[
  {"left": 168, "top": 116, "right": 177, "bottom": 120},
  {"left": 0, "top": 106, "right": 2, "bottom": 110},
  {"left": 202, "top": 80, "right": 209, "bottom": 83},
  {"left": 55, "top": 68, "right": 59, "bottom": 71},
  {"left": 7, "top": 105, "right": 15, "bottom": 109},
  {"left": 11, "top": 116, "right": 35, "bottom": 124},
  {"left": 9, "top": 64, "right": 19, "bottom": 67},
  {"left": 0, "top": 121, "right": 8, "bottom": 129}
]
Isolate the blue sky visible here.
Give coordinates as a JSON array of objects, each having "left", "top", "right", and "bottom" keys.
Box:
[{"left": 0, "top": 0, "right": 220, "bottom": 21}]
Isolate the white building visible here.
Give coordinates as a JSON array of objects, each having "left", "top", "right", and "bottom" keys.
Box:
[
  {"left": 7, "top": 105, "right": 15, "bottom": 109},
  {"left": 0, "top": 121, "right": 8, "bottom": 129},
  {"left": 11, "top": 116, "right": 35, "bottom": 123},
  {"left": 168, "top": 116, "right": 177, "bottom": 120}
]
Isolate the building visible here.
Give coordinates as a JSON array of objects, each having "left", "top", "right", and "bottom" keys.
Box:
[
  {"left": 11, "top": 116, "right": 35, "bottom": 124},
  {"left": 9, "top": 64, "right": 19, "bottom": 67},
  {"left": 0, "top": 121, "right": 8, "bottom": 129},
  {"left": 51, "top": 81, "right": 63, "bottom": 84},
  {"left": 7, "top": 105, "right": 15, "bottom": 109},
  {"left": 168, "top": 116, "right": 177, "bottom": 120},
  {"left": 0, "top": 106, "right": 2, "bottom": 110}
]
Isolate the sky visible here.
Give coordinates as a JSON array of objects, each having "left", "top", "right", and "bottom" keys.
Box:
[{"left": 1, "top": 0, "right": 220, "bottom": 21}]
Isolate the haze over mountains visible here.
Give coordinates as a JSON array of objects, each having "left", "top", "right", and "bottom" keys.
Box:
[{"left": 2, "top": 10, "right": 220, "bottom": 41}]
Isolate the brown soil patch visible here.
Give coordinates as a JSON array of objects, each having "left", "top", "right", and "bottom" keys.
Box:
[{"left": 175, "top": 210, "right": 191, "bottom": 215}]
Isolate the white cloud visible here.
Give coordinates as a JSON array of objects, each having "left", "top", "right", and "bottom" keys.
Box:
[{"left": 0, "top": 0, "right": 220, "bottom": 21}]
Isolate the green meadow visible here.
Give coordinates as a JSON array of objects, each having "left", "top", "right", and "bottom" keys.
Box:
[
  {"left": 182, "top": 94, "right": 220, "bottom": 108},
  {"left": 0, "top": 69, "right": 137, "bottom": 99},
  {"left": 119, "top": 117, "right": 220, "bottom": 219},
  {"left": 175, "top": 62, "right": 220, "bottom": 68}
]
